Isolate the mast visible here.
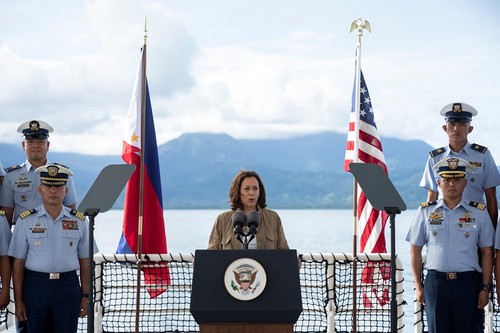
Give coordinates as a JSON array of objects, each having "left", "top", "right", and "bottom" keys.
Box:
[
  {"left": 349, "top": 17, "right": 371, "bottom": 333},
  {"left": 134, "top": 17, "right": 148, "bottom": 333}
]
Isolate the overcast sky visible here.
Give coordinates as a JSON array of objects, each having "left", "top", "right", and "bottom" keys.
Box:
[{"left": 1, "top": 0, "right": 499, "bottom": 160}]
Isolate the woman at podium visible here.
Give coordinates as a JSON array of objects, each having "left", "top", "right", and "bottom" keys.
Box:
[{"left": 208, "top": 170, "right": 289, "bottom": 250}]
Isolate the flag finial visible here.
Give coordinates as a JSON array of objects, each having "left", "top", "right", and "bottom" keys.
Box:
[
  {"left": 350, "top": 18, "right": 370, "bottom": 49},
  {"left": 350, "top": 18, "right": 371, "bottom": 36}
]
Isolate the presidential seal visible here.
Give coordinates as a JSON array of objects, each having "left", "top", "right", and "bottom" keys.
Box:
[{"left": 224, "top": 258, "right": 267, "bottom": 301}]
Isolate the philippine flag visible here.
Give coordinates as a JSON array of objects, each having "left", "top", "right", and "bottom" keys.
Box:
[{"left": 117, "top": 47, "right": 170, "bottom": 298}]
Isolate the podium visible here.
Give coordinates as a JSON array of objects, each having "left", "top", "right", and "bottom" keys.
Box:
[{"left": 190, "top": 250, "right": 302, "bottom": 333}]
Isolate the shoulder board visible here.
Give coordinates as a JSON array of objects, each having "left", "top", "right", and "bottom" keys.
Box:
[
  {"left": 429, "top": 147, "right": 446, "bottom": 158},
  {"left": 70, "top": 209, "right": 85, "bottom": 220},
  {"left": 5, "top": 165, "right": 22, "bottom": 173},
  {"left": 53, "top": 162, "right": 69, "bottom": 169},
  {"left": 469, "top": 201, "right": 486, "bottom": 210},
  {"left": 19, "top": 209, "right": 37, "bottom": 219},
  {"left": 0, "top": 210, "right": 5, "bottom": 216},
  {"left": 470, "top": 143, "right": 487, "bottom": 154},
  {"left": 420, "top": 201, "right": 437, "bottom": 208}
]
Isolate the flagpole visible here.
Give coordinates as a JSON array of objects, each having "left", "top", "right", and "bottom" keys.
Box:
[
  {"left": 349, "top": 17, "right": 371, "bottom": 333},
  {"left": 134, "top": 18, "right": 148, "bottom": 333}
]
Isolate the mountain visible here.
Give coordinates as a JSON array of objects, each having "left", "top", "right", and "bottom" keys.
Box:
[{"left": 1, "top": 132, "right": 433, "bottom": 209}]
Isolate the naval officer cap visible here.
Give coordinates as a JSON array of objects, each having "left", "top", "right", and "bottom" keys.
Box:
[
  {"left": 35, "top": 164, "right": 73, "bottom": 186},
  {"left": 434, "top": 157, "right": 472, "bottom": 179},
  {"left": 17, "top": 120, "right": 54, "bottom": 140},
  {"left": 440, "top": 102, "right": 478, "bottom": 123}
]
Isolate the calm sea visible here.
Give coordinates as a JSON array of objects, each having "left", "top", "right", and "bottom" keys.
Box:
[{"left": 94, "top": 208, "right": 417, "bottom": 330}]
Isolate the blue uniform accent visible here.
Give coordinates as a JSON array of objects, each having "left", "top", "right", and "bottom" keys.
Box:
[
  {"left": 420, "top": 201, "right": 437, "bottom": 208},
  {"left": 429, "top": 147, "right": 446, "bottom": 158},
  {"left": 471, "top": 144, "right": 487, "bottom": 154},
  {"left": 0, "top": 161, "right": 78, "bottom": 223},
  {"left": 420, "top": 142, "right": 500, "bottom": 203},
  {"left": 23, "top": 269, "right": 81, "bottom": 332},
  {"left": 424, "top": 270, "right": 480, "bottom": 333}
]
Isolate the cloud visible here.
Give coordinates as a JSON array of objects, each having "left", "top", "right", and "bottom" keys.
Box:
[
  {"left": 0, "top": 0, "right": 198, "bottom": 155},
  {"left": 0, "top": 0, "right": 499, "bottom": 162}
]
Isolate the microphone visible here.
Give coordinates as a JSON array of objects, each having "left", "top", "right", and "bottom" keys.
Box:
[
  {"left": 246, "top": 211, "right": 259, "bottom": 240},
  {"left": 232, "top": 212, "right": 246, "bottom": 244}
]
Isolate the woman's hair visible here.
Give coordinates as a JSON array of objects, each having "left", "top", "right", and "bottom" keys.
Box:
[{"left": 229, "top": 170, "right": 267, "bottom": 210}]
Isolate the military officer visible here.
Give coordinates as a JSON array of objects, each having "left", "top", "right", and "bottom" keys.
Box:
[
  {"left": 8, "top": 164, "right": 91, "bottom": 333},
  {"left": 0, "top": 120, "right": 78, "bottom": 225},
  {"left": 408, "top": 157, "right": 494, "bottom": 333},
  {"left": 420, "top": 102, "right": 500, "bottom": 228},
  {"left": 0, "top": 210, "right": 12, "bottom": 310}
]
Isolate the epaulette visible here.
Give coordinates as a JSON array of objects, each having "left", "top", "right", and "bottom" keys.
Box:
[
  {"left": 470, "top": 143, "right": 487, "bottom": 154},
  {"left": 19, "top": 209, "right": 37, "bottom": 219},
  {"left": 420, "top": 201, "right": 437, "bottom": 208},
  {"left": 70, "top": 209, "right": 85, "bottom": 220},
  {"left": 0, "top": 210, "right": 5, "bottom": 216},
  {"left": 5, "top": 165, "right": 22, "bottom": 173},
  {"left": 429, "top": 147, "right": 446, "bottom": 158},
  {"left": 469, "top": 201, "right": 486, "bottom": 210},
  {"left": 53, "top": 162, "right": 70, "bottom": 169}
]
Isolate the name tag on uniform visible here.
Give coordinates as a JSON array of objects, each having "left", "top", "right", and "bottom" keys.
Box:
[
  {"left": 16, "top": 180, "right": 31, "bottom": 188},
  {"left": 31, "top": 227, "right": 46, "bottom": 233}
]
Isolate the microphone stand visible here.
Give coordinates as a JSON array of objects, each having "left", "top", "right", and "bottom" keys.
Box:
[
  {"left": 241, "top": 231, "right": 257, "bottom": 249},
  {"left": 84, "top": 208, "right": 100, "bottom": 333}
]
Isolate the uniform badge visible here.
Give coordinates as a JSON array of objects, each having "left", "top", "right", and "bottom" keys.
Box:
[
  {"left": 47, "top": 165, "right": 59, "bottom": 177},
  {"left": 459, "top": 211, "right": 475, "bottom": 224},
  {"left": 34, "top": 240, "right": 41, "bottom": 246},
  {"left": 464, "top": 232, "right": 470, "bottom": 238},
  {"left": 428, "top": 211, "right": 444, "bottom": 225},
  {"left": 30, "top": 121, "right": 40, "bottom": 131},
  {"left": 447, "top": 158, "right": 459, "bottom": 170},
  {"left": 453, "top": 103, "right": 462, "bottom": 113},
  {"left": 62, "top": 219, "right": 79, "bottom": 230},
  {"left": 432, "top": 231, "right": 437, "bottom": 236}
]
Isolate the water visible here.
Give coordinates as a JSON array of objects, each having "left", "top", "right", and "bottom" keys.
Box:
[{"left": 93, "top": 208, "right": 417, "bottom": 330}]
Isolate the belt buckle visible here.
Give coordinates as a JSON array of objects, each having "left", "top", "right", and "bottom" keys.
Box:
[
  {"left": 446, "top": 272, "right": 457, "bottom": 280},
  {"left": 49, "top": 273, "right": 60, "bottom": 280}
]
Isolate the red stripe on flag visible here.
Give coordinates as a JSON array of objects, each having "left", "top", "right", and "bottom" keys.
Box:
[{"left": 358, "top": 130, "right": 383, "bottom": 151}]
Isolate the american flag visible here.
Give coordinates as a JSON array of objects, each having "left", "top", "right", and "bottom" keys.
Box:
[{"left": 344, "top": 70, "right": 388, "bottom": 254}]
